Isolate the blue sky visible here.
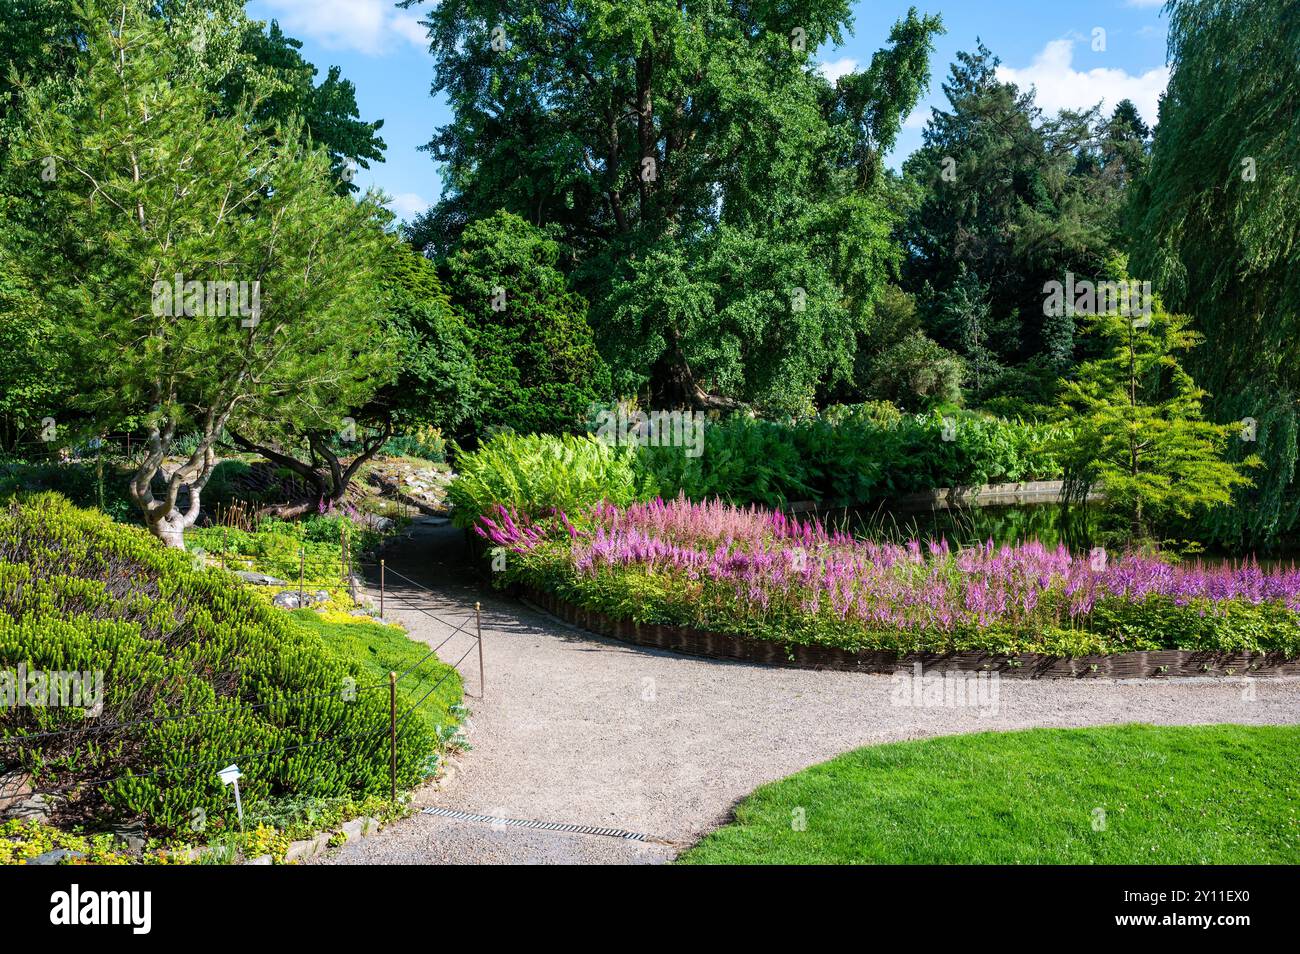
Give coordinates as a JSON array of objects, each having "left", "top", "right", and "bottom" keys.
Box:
[{"left": 245, "top": 0, "right": 1172, "bottom": 222}]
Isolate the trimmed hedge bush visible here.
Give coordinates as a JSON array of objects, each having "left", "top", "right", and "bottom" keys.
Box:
[{"left": 0, "top": 495, "right": 454, "bottom": 835}]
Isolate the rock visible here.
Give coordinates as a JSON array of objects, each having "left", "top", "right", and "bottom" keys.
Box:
[
  {"left": 27, "top": 849, "right": 85, "bottom": 865},
  {"left": 283, "top": 834, "right": 331, "bottom": 864},
  {"left": 245, "top": 854, "right": 273, "bottom": 865},
  {"left": 5, "top": 794, "right": 56, "bottom": 824},
  {"left": 110, "top": 823, "right": 148, "bottom": 853},
  {"left": 235, "top": 571, "right": 288, "bottom": 586},
  {"left": 271, "top": 590, "right": 329, "bottom": 610},
  {"left": 272, "top": 591, "right": 303, "bottom": 610},
  {"left": 339, "top": 816, "right": 380, "bottom": 842}
]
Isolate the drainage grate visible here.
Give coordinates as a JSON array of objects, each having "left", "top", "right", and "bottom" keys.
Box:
[{"left": 422, "top": 806, "right": 648, "bottom": 842}]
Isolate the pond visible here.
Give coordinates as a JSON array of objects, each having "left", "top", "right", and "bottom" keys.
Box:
[
  {"left": 824, "top": 501, "right": 1300, "bottom": 569},
  {"left": 827, "top": 501, "right": 1082, "bottom": 551}
]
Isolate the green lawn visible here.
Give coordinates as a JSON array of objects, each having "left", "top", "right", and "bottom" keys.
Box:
[
  {"left": 678, "top": 724, "right": 1300, "bottom": 864},
  {"left": 290, "top": 610, "right": 463, "bottom": 736}
]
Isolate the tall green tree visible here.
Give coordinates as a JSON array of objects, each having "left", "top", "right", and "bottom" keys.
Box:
[
  {"left": 1129, "top": 0, "right": 1300, "bottom": 550},
  {"left": 8, "top": 0, "right": 394, "bottom": 546},
  {"left": 404, "top": 0, "right": 942, "bottom": 412},
  {"left": 902, "top": 44, "right": 1136, "bottom": 397}
]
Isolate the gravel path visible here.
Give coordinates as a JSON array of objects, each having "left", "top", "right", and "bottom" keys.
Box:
[{"left": 323, "top": 518, "right": 1300, "bottom": 865}]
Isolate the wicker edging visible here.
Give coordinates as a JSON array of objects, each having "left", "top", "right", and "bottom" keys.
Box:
[{"left": 517, "top": 585, "right": 1300, "bottom": 679}]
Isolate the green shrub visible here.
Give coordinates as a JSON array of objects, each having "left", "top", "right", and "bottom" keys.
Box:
[
  {"left": 0, "top": 459, "right": 136, "bottom": 522},
  {"left": 447, "top": 432, "right": 651, "bottom": 528},
  {"left": 635, "top": 408, "right": 1069, "bottom": 508},
  {"left": 0, "top": 495, "right": 456, "bottom": 835},
  {"left": 382, "top": 425, "right": 447, "bottom": 463}
]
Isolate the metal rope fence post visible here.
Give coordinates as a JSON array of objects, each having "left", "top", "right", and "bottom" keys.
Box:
[
  {"left": 388, "top": 671, "right": 398, "bottom": 803},
  {"left": 298, "top": 549, "right": 305, "bottom": 604},
  {"left": 476, "top": 601, "right": 484, "bottom": 698},
  {"left": 380, "top": 558, "right": 386, "bottom": 619}
]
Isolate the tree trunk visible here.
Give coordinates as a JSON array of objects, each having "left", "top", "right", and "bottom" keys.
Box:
[
  {"left": 229, "top": 416, "right": 392, "bottom": 517},
  {"left": 649, "top": 328, "right": 745, "bottom": 413},
  {"left": 128, "top": 423, "right": 220, "bottom": 550},
  {"left": 148, "top": 505, "right": 192, "bottom": 549}
]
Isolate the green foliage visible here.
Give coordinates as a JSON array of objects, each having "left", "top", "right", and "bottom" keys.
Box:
[
  {"left": 216, "top": 18, "right": 386, "bottom": 194},
  {"left": 0, "top": 458, "right": 136, "bottom": 523},
  {"left": 382, "top": 425, "right": 447, "bottom": 464},
  {"left": 4, "top": 0, "right": 396, "bottom": 540},
  {"left": 1129, "top": 0, "right": 1300, "bottom": 551},
  {"left": 411, "top": 0, "right": 943, "bottom": 410},
  {"left": 444, "top": 211, "right": 610, "bottom": 436},
  {"left": 1057, "top": 289, "right": 1256, "bottom": 540},
  {"left": 902, "top": 43, "right": 1142, "bottom": 391},
  {"left": 378, "top": 246, "right": 478, "bottom": 436},
  {"left": 0, "top": 495, "right": 456, "bottom": 835},
  {"left": 446, "top": 432, "right": 648, "bottom": 530},
  {"left": 679, "top": 725, "right": 1300, "bottom": 864},
  {"left": 450, "top": 409, "right": 1068, "bottom": 521},
  {"left": 288, "top": 611, "right": 462, "bottom": 740},
  {"left": 0, "top": 255, "right": 72, "bottom": 449},
  {"left": 861, "top": 331, "right": 965, "bottom": 411},
  {"left": 188, "top": 513, "right": 377, "bottom": 586},
  {"left": 638, "top": 409, "right": 1069, "bottom": 509}
]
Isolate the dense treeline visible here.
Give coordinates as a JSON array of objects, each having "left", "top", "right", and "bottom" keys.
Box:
[{"left": 0, "top": 0, "right": 1296, "bottom": 551}]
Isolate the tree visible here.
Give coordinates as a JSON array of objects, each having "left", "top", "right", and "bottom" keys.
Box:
[
  {"left": 444, "top": 210, "right": 609, "bottom": 436},
  {"left": 228, "top": 246, "right": 479, "bottom": 516},
  {"left": 902, "top": 43, "right": 1129, "bottom": 394},
  {"left": 216, "top": 19, "right": 386, "bottom": 194},
  {"left": 1057, "top": 277, "right": 1254, "bottom": 541},
  {"left": 921, "top": 264, "right": 1003, "bottom": 392},
  {"left": 0, "top": 254, "right": 70, "bottom": 450},
  {"left": 864, "top": 331, "right": 964, "bottom": 411},
  {"left": 7, "top": 0, "right": 393, "bottom": 546},
  {"left": 403, "top": 0, "right": 942, "bottom": 411},
  {"left": 1129, "top": 0, "right": 1300, "bottom": 550},
  {"left": 1, "top": 2, "right": 385, "bottom": 199}
]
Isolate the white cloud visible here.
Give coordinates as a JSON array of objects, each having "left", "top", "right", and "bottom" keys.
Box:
[
  {"left": 256, "top": 0, "right": 428, "bottom": 56},
  {"left": 387, "top": 192, "right": 429, "bottom": 221},
  {"left": 995, "top": 39, "right": 1168, "bottom": 125},
  {"left": 902, "top": 106, "right": 930, "bottom": 130},
  {"left": 817, "top": 57, "right": 859, "bottom": 84}
]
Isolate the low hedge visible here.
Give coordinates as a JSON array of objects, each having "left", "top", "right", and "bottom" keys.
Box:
[{"left": 0, "top": 494, "right": 453, "bottom": 835}]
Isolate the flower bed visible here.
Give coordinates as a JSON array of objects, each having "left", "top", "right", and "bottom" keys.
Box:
[{"left": 476, "top": 497, "right": 1300, "bottom": 661}]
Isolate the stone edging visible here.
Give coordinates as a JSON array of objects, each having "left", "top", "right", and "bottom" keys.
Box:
[{"left": 520, "top": 587, "right": 1300, "bottom": 679}]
